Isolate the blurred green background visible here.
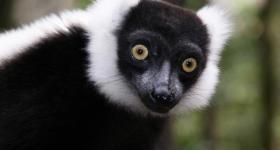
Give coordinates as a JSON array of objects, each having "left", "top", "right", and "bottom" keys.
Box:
[{"left": 0, "top": 0, "right": 279, "bottom": 150}]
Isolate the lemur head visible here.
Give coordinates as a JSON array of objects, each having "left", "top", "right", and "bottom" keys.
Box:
[{"left": 87, "top": 0, "right": 232, "bottom": 116}]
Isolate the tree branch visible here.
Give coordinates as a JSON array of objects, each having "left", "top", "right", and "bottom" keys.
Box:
[
  {"left": 0, "top": 0, "right": 14, "bottom": 30},
  {"left": 259, "top": 0, "right": 277, "bottom": 149}
]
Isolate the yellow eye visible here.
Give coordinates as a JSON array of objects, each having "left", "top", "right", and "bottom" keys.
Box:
[
  {"left": 182, "top": 58, "right": 198, "bottom": 73},
  {"left": 131, "top": 44, "right": 149, "bottom": 60}
]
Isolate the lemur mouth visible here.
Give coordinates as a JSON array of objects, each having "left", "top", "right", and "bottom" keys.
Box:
[{"left": 147, "top": 104, "right": 172, "bottom": 113}]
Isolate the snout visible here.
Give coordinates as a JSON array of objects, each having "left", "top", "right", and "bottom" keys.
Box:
[
  {"left": 142, "top": 85, "right": 180, "bottom": 113},
  {"left": 137, "top": 62, "right": 182, "bottom": 113}
]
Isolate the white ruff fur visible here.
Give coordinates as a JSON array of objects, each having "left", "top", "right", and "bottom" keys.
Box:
[
  {"left": 0, "top": 0, "right": 232, "bottom": 115},
  {"left": 87, "top": 0, "right": 151, "bottom": 114},
  {"left": 0, "top": 10, "right": 89, "bottom": 65},
  {"left": 197, "top": 5, "right": 232, "bottom": 63}
]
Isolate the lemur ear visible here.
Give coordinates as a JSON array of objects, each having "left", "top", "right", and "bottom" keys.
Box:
[{"left": 197, "top": 5, "right": 233, "bottom": 63}]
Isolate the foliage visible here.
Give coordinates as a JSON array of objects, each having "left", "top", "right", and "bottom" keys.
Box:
[{"left": 76, "top": 0, "right": 92, "bottom": 8}]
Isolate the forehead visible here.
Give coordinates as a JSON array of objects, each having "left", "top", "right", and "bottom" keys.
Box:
[{"left": 119, "top": 0, "right": 209, "bottom": 51}]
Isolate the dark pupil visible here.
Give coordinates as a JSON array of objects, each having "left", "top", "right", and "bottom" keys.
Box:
[
  {"left": 137, "top": 48, "right": 144, "bottom": 55},
  {"left": 186, "top": 60, "right": 193, "bottom": 67}
]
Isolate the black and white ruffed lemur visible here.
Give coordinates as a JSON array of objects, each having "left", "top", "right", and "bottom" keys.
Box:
[{"left": 0, "top": 0, "right": 232, "bottom": 150}]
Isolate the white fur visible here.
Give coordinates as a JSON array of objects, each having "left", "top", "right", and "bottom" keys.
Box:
[
  {"left": 0, "top": 10, "right": 89, "bottom": 65},
  {"left": 86, "top": 0, "right": 148, "bottom": 114},
  {"left": 197, "top": 5, "right": 232, "bottom": 63}
]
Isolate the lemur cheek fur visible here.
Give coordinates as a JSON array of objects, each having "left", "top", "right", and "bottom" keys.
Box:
[{"left": 0, "top": 0, "right": 232, "bottom": 149}]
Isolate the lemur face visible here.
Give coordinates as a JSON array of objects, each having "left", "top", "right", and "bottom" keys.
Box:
[
  {"left": 117, "top": 1, "right": 208, "bottom": 113},
  {"left": 88, "top": 0, "right": 231, "bottom": 115}
]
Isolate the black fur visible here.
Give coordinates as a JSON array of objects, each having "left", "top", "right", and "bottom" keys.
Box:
[
  {"left": 0, "top": 1, "right": 210, "bottom": 150},
  {"left": 0, "top": 27, "right": 168, "bottom": 150}
]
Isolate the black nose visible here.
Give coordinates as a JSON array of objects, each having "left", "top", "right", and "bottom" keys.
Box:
[{"left": 151, "top": 88, "right": 176, "bottom": 108}]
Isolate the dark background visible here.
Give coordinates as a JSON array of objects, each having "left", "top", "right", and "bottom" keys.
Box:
[{"left": 0, "top": 0, "right": 279, "bottom": 150}]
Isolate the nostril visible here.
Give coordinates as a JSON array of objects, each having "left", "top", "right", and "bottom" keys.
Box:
[{"left": 151, "top": 91, "right": 157, "bottom": 103}]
